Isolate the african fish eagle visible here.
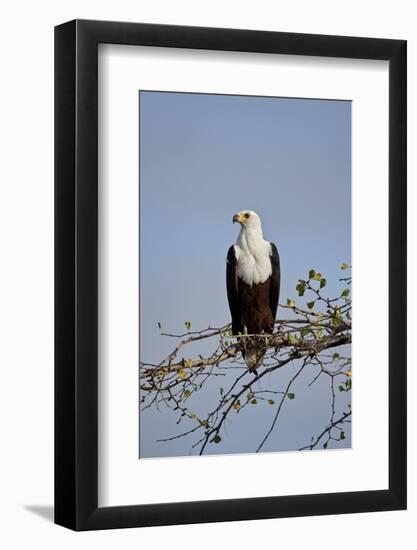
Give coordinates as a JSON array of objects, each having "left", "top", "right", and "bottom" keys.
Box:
[{"left": 226, "top": 210, "right": 280, "bottom": 372}]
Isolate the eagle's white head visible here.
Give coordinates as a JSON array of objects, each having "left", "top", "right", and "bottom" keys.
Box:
[{"left": 233, "top": 210, "right": 264, "bottom": 241}]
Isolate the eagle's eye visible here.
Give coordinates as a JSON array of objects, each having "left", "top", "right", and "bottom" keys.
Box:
[{"left": 244, "top": 213, "right": 250, "bottom": 219}]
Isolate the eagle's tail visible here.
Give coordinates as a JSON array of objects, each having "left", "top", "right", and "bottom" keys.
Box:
[{"left": 241, "top": 337, "right": 266, "bottom": 375}]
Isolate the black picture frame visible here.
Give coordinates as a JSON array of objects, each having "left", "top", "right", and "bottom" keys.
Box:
[{"left": 55, "top": 19, "right": 407, "bottom": 531}]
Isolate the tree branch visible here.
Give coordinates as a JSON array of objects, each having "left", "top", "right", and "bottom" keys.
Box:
[{"left": 139, "top": 267, "right": 352, "bottom": 455}]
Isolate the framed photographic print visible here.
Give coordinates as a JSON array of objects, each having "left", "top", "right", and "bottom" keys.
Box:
[{"left": 55, "top": 20, "right": 407, "bottom": 530}]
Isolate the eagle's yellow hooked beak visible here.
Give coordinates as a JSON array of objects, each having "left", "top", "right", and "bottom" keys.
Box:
[{"left": 233, "top": 212, "right": 246, "bottom": 224}]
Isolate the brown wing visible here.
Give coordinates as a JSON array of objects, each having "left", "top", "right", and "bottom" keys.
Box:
[
  {"left": 269, "top": 242, "right": 280, "bottom": 321},
  {"left": 226, "top": 246, "right": 243, "bottom": 335}
]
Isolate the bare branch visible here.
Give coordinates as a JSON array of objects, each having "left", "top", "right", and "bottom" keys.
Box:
[{"left": 299, "top": 411, "right": 352, "bottom": 450}]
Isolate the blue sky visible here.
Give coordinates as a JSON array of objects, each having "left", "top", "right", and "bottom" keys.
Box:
[{"left": 139, "top": 91, "right": 351, "bottom": 458}]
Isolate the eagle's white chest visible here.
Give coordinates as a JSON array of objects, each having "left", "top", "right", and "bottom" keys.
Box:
[{"left": 234, "top": 239, "right": 272, "bottom": 286}]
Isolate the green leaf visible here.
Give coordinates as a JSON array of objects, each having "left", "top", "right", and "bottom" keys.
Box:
[
  {"left": 268, "top": 399, "right": 275, "bottom": 405},
  {"left": 300, "top": 327, "right": 310, "bottom": 337},
  {"left": 177, "top": 368, "right": 187, "bottom": 380},
  {"left": 312, "top": 273, "right": 322, "bottom": 281},
  {"left": 184, "top": 320, "right": 191, "bottom": 330},
  {"left": 296, "top": 281, "right": 306, "bottom": 296},
  {"left": 308, "top": 269, "right": 316, "bottom": 279},
  {"left": 250, "top": 399, "right": 258, "bottom": 405},
  {"left": 287, "top": 333, "right": 298, "bottom": 345},
  {"left": 332, "top": 352, "right": 340, "bottom": 361},
  {"left": 183, "top": 389, "right": 191, "bottom": 399},
  {"left": 287, "top": 298, "right": 295, "bottom": 307},
  {"left": 341, "top": 263, "right": 349, "bottom": 270},
  {"left": 307, "top": 301, "right": 315, "bottom": 310},
  {"left": 338, "top": 385, "right": 345, "bottom": 392},
  {"left": 342, "top": 288, "right": 350, "bottom": 297},
  {"left": 320, "top": 278, "right": 327, "bottom": 289},
  {"left": 331, "top": 316, "right": 340, "bottom": 327},
  {"left": 287, "top": 392, "right": 295, "bottom": 400},
  {"left": 340, "top": 431, "right": 346, "bottom": 440},
  {"left": 212, "top": 434, "right": 221, "bottom": 444},
  {"left": 184, "top": 358, "right": 193, "bottom": 369}
]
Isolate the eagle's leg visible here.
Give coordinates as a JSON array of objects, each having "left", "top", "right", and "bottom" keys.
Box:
[{"left": 240, "top": 327, "right": 266, "bottom": 376}]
